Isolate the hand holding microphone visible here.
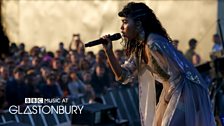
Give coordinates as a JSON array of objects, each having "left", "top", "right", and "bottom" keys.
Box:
[
  {"left": 84, "top": 33, "right": 121, "bottom": 47},
  {"left": 101, "top": 34, "right": 114, "bottom": 53}
]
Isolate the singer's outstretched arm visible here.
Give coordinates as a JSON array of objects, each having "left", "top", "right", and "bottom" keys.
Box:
[{"left": 101, "top": 35, "right": 123, "bottom": 81}]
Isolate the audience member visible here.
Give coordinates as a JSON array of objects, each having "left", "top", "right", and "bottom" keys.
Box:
[{"left": 185, "top": 38, "right": 201, "bottom": 65}]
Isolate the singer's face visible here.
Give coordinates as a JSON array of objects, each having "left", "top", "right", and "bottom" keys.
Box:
[{"left": 120, "top": 17, "right": 138, "bottom": 41}]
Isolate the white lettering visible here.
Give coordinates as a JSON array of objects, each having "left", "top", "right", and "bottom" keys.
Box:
[
  {"left": 77, "top": 106, "right": 84, "bottom": 114},
  {"left": 58, "top": 105, "right": 64, "bottom": 114},
  {"left": 42, "top": 106, "right": 51, "bottom": 114},
  {"left": 8, "top": 105, "right": 84, "bottom": 115},
  {"left": 9, "top": 105, "right": 17, "bottom": 114},
  {"left": 61, "top": 98, "right": 68, "bottom": 103},
  {"left": 24, "top": 106, "right": 32, "bottom": 114}
]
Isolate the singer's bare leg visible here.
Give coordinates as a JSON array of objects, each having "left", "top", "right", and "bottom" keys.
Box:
[
  {"left": 155, "top": 82, "right": 170, "bottom": 126},
  {"left": 155, "top": 89, "right": 167, "bottom": 126}
]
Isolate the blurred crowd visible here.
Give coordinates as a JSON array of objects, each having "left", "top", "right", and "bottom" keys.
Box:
[
  {"left": 0, "top": 33, "right": 130, "bottom": 111},
  {"left": 0, "top": 33, "right": 224, "bottom": 118}
]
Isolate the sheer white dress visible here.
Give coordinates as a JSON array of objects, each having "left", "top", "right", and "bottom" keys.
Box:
[{"left": 118, "top": 33, "right": 215, "bottom": 126}]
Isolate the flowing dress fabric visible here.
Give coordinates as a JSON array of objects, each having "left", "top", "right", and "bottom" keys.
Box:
[
  {"left": 119, "top": 33, "right": 215, "bottom": 126},
  {"left": 121, "top": 55, "right": 156, "bottom": 126}
]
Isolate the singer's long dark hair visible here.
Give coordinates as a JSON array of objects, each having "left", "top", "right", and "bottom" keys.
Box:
[{"left": 118, "top": 2, "right": 172, "bottom": 58}]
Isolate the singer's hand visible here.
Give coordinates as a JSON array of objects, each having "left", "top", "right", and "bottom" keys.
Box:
[{"left": 102, "top": 35, "right": 113, "bottom": 53}]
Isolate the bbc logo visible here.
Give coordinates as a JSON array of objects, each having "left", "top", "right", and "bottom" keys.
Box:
[{"left": 25, "top": 98, "right": 43, "bottom": 104}]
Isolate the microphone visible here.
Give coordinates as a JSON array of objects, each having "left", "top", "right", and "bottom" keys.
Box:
[{"left": 85, "top": 33, "right": 121, "bottom": 47}]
